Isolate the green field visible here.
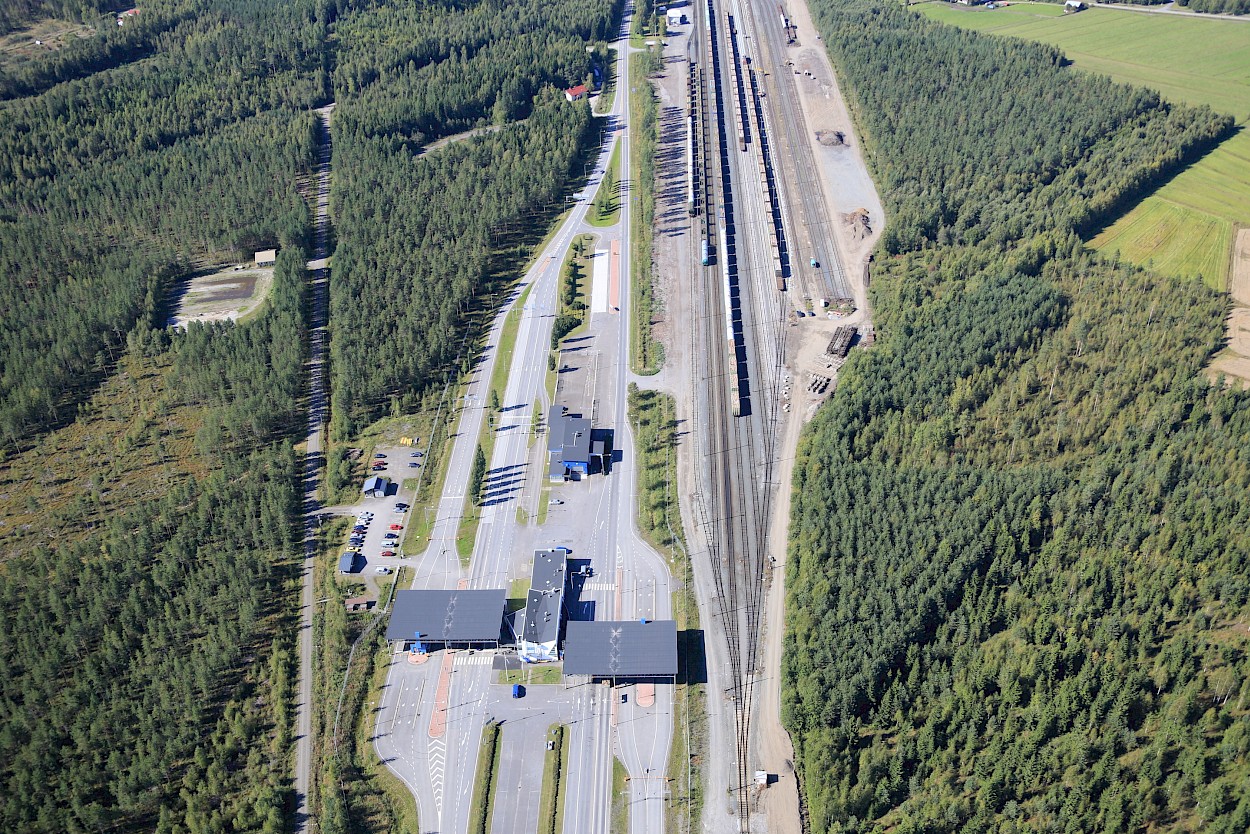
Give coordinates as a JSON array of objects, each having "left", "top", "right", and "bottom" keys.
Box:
[{"left": 919, "top": 2, "right": 1250, "bottom": 288}]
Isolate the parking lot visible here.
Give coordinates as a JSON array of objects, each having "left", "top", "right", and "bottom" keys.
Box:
[{"left": 337, "top": 443, "right": 428, "bottom": 578}]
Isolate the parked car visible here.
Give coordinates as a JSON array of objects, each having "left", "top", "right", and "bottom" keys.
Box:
[
  {"left": 549, "top": 498, "right": 564, "bottom": 505},
  {"left": 380, "top": 550, "right": 396, "bottom": 558},
  {"left": 409, "top": 462, "right": 421, "bottom": 468},
  {"left": 409, "top": 451, "right": 424, "bottom": 458},
  {"left": 389, "top": 524, "right": 403, "bottom": 531},
  {"left": 374, "top": 567, "right": 392, "bottom": 575},
  {"left": 393, "top": 503, "right": 409, "bottom": 512},
  {"left": 373, "top": 453, "right": 386, "bottom": 459},
  {"left": 383, "top": 534, "right": 398, "bottom": 542},
  {"left": 345, "top": 545, "right": 362, "bottom": 553}
]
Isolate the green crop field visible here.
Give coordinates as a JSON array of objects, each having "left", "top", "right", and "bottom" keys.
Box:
[{"left": 918, "top": 2, "right": 1250, "bottom": 288}]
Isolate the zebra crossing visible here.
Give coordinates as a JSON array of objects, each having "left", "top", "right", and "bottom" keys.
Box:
[{"left": 453, "top": 654, "right": 494, "bottom": 666}]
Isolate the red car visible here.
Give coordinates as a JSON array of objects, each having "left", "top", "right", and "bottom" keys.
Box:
[
  {"left": 380, "top": 550, "right": 395, "bottom": 558},
  {"left": 389, "top": 523, "right": 403, "bottom": 531}
]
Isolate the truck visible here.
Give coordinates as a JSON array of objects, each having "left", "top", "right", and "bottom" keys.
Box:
[
  {"left": 809, "top": 257, "right": 818, "bottom": 268},
  {"left": 512, "top": 684, "right": 524, "bottom": 699},
  {"left": 701, "top": 239, "right": 710, "bottom": 266}
]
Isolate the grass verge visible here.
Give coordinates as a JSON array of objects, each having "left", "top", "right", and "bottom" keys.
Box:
[
  {"left": 469, "top": 722, "right": 504, "bottom": 834},
  {"left": 610, "top": 757, "right": 629, "bottom": 834},
  {"left": 498, "top": 665, "right": 564, "bottom": 685},
  {"left": 629, "top": 44, "right": 664, "bottom": 374},
  {"left": 538, "top": 725, "right": 570, "bottom": 834},
  {"left": 626, "top": 383, "right": 705, "bottom": 832},
  {"left": 626, "top": 384, "right": 682, "bottom": 549},
  {"left": 588, "top": 141, "right": 622, "bottom": 227},
  {"left": 593, "top": 48, "right": 619, "bottom": 115}
]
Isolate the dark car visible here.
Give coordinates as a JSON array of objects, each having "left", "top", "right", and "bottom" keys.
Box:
[
  {"left": 409, "top": 462, "right": 421, "bottom": 468},
  {"left": 373, "top": 453, "right": 387, "bottom": 459}
]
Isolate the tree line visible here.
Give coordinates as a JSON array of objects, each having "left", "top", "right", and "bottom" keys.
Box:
[
  {"left": 0, "top": 0, "right": 328, "bottom": 446},
  {"left": 0, "top": 247, "right": 311, "bottom": 833},
  {"left": 326, "top": 0, "right": 614, "bottom": 439},
  {"left": 785, "top": 1, "right": 1250, "bottom": 832}
]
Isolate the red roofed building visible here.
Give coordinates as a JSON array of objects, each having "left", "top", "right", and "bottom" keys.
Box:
[{"left": 564, "top": 85, "right": 588, "bottom": 102}]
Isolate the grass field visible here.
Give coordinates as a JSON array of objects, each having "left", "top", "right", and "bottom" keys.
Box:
[{"left": 918, "top": 2, "right": 1250, "bottom": 288}]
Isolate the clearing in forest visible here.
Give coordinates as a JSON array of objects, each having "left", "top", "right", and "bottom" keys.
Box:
[
  {"left": 919, "top": 2, "right": 1250, "bottom": 289},
  {"left": 166, "top": 264, "right": 274, "bottom": 328},
  {"left": 0, "top": 17, "right": 95, "bottom": 71}
]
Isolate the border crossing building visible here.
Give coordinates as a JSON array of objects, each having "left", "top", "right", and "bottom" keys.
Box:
[
  {"left": 518, "top": 549, "right": 569, "bottom": 663},
  {"left": 562, "top": 620, "right": 678, "bottom": 682}
]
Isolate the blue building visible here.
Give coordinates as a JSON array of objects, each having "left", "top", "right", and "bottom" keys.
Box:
[{"left": 547, "top": 413, "right": 593, "bottom": 480}]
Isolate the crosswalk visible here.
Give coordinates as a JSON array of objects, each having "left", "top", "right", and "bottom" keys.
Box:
[
  {"left": 585, "top": 582, "right": 617, "bottom": 592},
  {"left": 453, "top": 654, "right": 494, "bottom": 666}
]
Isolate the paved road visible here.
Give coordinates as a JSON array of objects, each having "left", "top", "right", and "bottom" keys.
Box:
[
  {"left": 372, "top": 4, "right": 679, "bottom": 831},
  {"left": 295, "top": 101, "right": 335, "bottom": 834}
]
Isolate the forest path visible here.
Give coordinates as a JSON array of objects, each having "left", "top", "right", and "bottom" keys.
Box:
[{"left": 295, "top": 101, "right": 334, "bottom": 834}]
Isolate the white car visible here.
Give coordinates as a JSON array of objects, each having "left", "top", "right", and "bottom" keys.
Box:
[{"left": 374, "top": 567, "right": 392, "bottom": 575}]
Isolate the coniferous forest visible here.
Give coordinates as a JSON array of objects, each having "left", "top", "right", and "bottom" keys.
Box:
[
  {"left": 0, "top": 0, "right": 610, "bottom": 831},
  {"left": 786, "top": 2, "right": 1250, "bottom": 833},
  {"left": 326, "top": 0, "right": 613, "bottom": 438}
]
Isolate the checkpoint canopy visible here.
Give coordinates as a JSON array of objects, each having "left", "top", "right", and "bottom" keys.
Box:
[
  {"left": 562, "top": 620, "right": 678, "bottom": 679},
  {"left": 386, "top": 589, "right": 507, "bottom": 648}
]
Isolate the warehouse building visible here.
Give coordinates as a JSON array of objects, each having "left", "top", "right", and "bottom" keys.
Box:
[
  {"left": 562, "top": 620, "right": 678, "bottom": 682},
  {"left": 386, "top": 589, "right": 508, "bottom": 650},
  {"left": 518, "top": 549, "right": 569, "bottom": 663}
]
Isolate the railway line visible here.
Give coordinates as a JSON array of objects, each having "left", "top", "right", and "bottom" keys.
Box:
[{"left": 688, "top": 0, "right": 792, "bottom": 830}]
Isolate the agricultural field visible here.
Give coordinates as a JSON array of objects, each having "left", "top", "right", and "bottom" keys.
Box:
[{"left": 919, "top": 2, "right": 1250, "bottom": 288}]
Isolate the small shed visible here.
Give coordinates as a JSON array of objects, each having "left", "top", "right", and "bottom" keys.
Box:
[
  {"left": 564, "top": 85, "right": 588, "bottom": 102},
  {"left": 344, "top": 596, "right": 376, "bottom": 613},
  {"left": 338, "top": 553, "right": 359, "bottom": 574},
  {"left": 1064, "top": 0, "right": 1086, "bottom": 11},
  {"left": 254, "top": 249, "right": 277, "bottom": 267},
  {"left": 667, "top": 9, "right": 686, "bottom": 25}
]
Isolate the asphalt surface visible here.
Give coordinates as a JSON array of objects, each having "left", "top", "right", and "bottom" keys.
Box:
[{"left": 371, "top": 6, "right": 676, "bottom": 832}]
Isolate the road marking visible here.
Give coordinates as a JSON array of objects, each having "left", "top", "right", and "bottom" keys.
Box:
[
  {"left": 429, "top": 737, "right": 446, "bottom": 821},
  {"left": 585, "top": 582, "right": 617, "bottom": 591},
  {"left": 453, "top": 654, "right": 494, "bottom": 666}
]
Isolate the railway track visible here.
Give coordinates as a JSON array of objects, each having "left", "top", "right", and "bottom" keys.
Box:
[{"left": 689, "top": 0, "right": 793, "bottom": 830}]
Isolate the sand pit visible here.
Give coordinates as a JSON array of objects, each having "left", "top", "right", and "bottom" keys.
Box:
[{"left": 167, "top": 265, "right": 273, "bottom": 328}]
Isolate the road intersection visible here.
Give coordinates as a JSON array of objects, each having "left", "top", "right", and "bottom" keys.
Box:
[{"left": 370, "top": 5, "right": 676, "bottom": 833}]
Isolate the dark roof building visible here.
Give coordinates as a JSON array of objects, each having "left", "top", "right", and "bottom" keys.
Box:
[
  {"left": 386, "top": 589, "right": 507, "bottom": 647},
  {"left": 338, "top": 553, "right": 359, "bottom": 574},
  {"left": 548, "top": 413, "right": 594, "bottom": 480},
  {"left": 519, "top": 549, "right": 568, "bottom": 662},
  {"left": 563, "top": 620, "right": 678, "bottom": 679},
  {"left": 362, "top": 475, "right": 390, "bottom": 498}
]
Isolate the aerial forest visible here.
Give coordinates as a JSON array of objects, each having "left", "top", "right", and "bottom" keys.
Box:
[
  {"left": 0, "top": 0, "right": 618, "bottom": 830},
  {"left": 326, "top": 0, "right": 614, "bottom": 439},
  {"left": 786, "top": 2, "right": 1250, "bottom": 833}
]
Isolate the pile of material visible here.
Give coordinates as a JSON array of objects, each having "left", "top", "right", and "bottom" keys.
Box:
[{"left": 843, "top": 208, "right": 871, "bottom": 240}]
